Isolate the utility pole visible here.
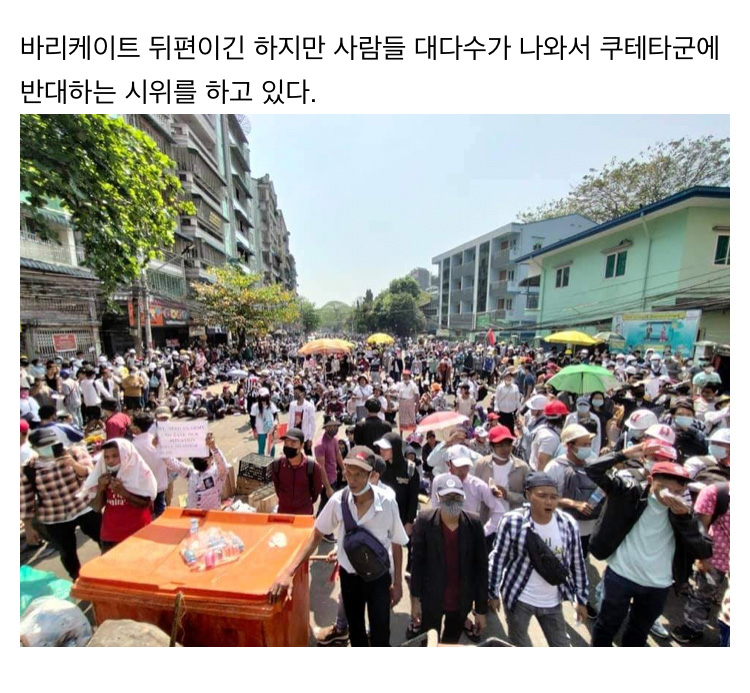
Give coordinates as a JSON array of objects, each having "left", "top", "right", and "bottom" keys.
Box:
[
  {"left": 142, "top": 270, "right": 152, "bottom": 353},
  {"left": 133, "top": 284, "right": 143, "bottom": 355}
]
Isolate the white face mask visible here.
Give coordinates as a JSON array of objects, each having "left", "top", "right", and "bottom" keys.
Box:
[
  {"left": 592, "top": 398, "right": 604, "bottom": 408},
  {"left": 351, "top": 481, "right": 371, "bottom": 497},
  {"left": 709, "top": 444, "right": 728, "bottom": 461}
]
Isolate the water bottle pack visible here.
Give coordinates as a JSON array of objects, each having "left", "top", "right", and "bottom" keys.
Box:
[{"left": 179, "top": 519, "right": 245, "bottom": 571}]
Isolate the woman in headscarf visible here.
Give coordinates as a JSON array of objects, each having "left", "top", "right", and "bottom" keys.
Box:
[{"left": 82, "top": 438, "right": 157, "bottom": 552}]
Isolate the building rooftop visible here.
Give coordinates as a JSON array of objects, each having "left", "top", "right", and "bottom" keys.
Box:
[{"left": 20, "top": 257, "right": 97, "bottom": 280}]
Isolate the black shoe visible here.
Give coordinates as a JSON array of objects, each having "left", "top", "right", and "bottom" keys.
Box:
[
  {"left": 586, "top": 603, "right": 598, "bottom": 620},
  {"left": 671, "top": 624, "right": 704, "bottom": 644}
]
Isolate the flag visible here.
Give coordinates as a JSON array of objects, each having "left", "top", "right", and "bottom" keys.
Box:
[{"left": 487, "top": 329, "right": 496, "bottom": 346}]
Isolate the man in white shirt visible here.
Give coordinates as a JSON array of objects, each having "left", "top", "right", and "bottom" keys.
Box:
[
  {"left": 287, "top": 384, "right": 317, "bottom": 455},
  {"left": 79, "top": 367, "right": 102, "bottom": 424},
  {"left": 494, "top": 370, "right": 522, "bottom": 431},
  {"left": 427, "top": 428, "right": 483, "bottom": 476},
  {"left": 529, "top": 400, "right": 568, "bottom": 472},
  {"left": 269, "top": 445, "right": 408, "bottom": 647}
]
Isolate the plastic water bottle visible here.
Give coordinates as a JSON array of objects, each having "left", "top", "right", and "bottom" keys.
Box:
[
  {"left": 588, "top": 488, "right": 605, "bottom": 506},
  {"left": 190, "top": 518, "right": 199, "bottom": 535}
]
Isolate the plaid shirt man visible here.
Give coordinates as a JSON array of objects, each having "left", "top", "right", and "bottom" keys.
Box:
[
  {"left": 20, "top": 456, "right": 94, "bottom": 524},
  {"left": 488, "top": 504, "right": 589, "bottom": 611}
]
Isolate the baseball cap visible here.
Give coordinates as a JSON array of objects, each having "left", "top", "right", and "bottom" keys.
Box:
[
  {"left": 642, "top": 440, "right": 678, "bottom": 461},
  {"left": 259, "top": 387, "right": 270, "bottom": 397},
  {"left": 527, "top": 394, "right": 548, "bottom": 411},
  {"left": 435, "top": 475, "right": 466, "bottom": 498},
  {"left": 625, "top": 409, "right": 658, "bottom": 430},
  {"left": 20, "top": 420, "right": 29, "bottom": 434},
  {"left": 344, "top": 445, "right": 377, "bottom": 472},
  {"left": 709, "top": 428, "right": 730, "bottom": 445},
  {"left": 29, "top": 428, "right": 59, "bottom": 448},
  {"left": 561, "top": 424, "right": 596, "bottom": 444},
  {"left": 487, "top": 412, "right": 500, "bottom": 421},
  {"left": 544, "top": 400, "right": 569, "bottom": 417},
  {"left": 488, "top": 425, "right": 515, "bottom": 444},
  {"left": 282, "top": 427, "right": 305, "bottom": 443},
  {"left": 373, "top": 437, "right": 392, "bottom": 450},
  {"left": 449, "top": 456, "right": 473, "bottom": 468},
  {"left": 650, "top": 462, "right": 690, "bottom": 481},
  {"left": 524, "top": 472, "right": 558, "bottom": 490},
  {"left": 644, "top": 424, "right": 676, "bottom": 445}
]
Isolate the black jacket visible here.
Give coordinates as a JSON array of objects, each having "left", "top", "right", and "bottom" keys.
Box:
[
  {"left": 410, "top": 508, "right": 488, "bottom": 617},
  {"left": 353, "top": 416, "right": 392, "bottom": 450},
  {"left": 584, "top": 452, "right": 713, "bottom": 588},
  {"left": 380, "top": 458, "right": 420, "bottom": 525}
]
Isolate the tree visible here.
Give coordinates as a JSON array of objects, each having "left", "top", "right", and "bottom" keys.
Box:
[
  {"left": 372, "top": 291, "right": 425, "bottom": 337},
  {"left": 388, "top": 276, "right": 421, "bottom": 298},
  {"left": 317, "top": 301, "right": 353, "bottom": 332},
  {"left": 21, "top": 114, "right": 194, "bottom": 298},
  {"left": 298, "top": 298, "right": 321, "bottom": 335},
  {"left": 191, "top": 265, "right": 299, "bottom": 346},
  {"left": 517, "top": 136, "right": 730, "bottom": 224}
]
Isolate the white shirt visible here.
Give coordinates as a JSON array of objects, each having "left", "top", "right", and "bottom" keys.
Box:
[
  {"left": 315, "top": 484, "right": 409, "bottom": 575},
  {"left": 132, "top": 432, "right": 176, "bottom": 493},
  {"left": 494, "top": 383, "right": 521, "bottom": 413},
  {"left": 544, "top": 455, "right": 598, "bottom": 536},
  {"left": 396, "top": 380, "right": 420, "bottom": 401},
  {"left": 21, "top": 442, "right": 34, "bottom": 466},
  {"left": 427, "top": 442, "right": 482, "bottom": 476},
  {"left": 166, "top": 449, "right": 229, "bottom": 510},
  {"left": 529, "top": 426, "right": 561, "bottom": 471},
  {"left": 352, "top": 384, "right": 372, "bottom": 407},
  {"left": 491, "top": 460, "right": 512, "bottom": 515},
  {"left": 79, "top": 378, "right": 101, "bottom": 407},
  {"left": 518, "top": 516, "right": 563, "bottom": 607},
  {"left": 250, "top": 402, "right": 278, "bottom": 435},
  {"left": 430, "top": 472, "right": 505, "bottom": 536},
  {"left": 20, "top": 397, "right": 40, "bottom": 421},
  {"left": 287, "top": 399, "right": 316, "bottom": 442}
]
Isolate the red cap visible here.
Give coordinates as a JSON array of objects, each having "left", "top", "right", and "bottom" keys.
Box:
[
  {"left": 544, "top": 400, "right": 569, "bottom": 417},
  {"left": 643, "top": 440, "right": 678, "bottom": 460},
  {"left": 650, "top": 462, "right": 690, "bottom": 480},
  {"left": 20, "top": 419, "right": 29, "bottom": 434},
  {"left": 489, "top": 425, "right": 515, "bottom": 444},
  {"left": 487, "top": 412, "right": 500, "bottom": 421}
]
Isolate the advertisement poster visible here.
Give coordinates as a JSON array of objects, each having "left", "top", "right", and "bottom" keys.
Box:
[
  {"left": 128, "top": 298, "right": 190, "bottom": 327},
  {"left": 612, "top": 310, "right": 702, "bottom": 356}
]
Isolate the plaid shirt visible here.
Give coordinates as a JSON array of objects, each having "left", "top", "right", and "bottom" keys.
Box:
[
  {"left": 488, "top": 505, "right": 588, "bottom": 611},
  {"left": 20, "top": 455, "right": 94, "bottom": 524}
]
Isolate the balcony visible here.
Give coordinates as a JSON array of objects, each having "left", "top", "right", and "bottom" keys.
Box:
[
  {"left": 181, "top": 114, "right": 216, "bottom": 148},
  {"left": 146, "top": 268, "right": 187, "bottom": 299},
  {"left": 491, "top": 248, "right": 519, "bottom": 267},
  {"left": 451, "top": 286, "right": 475, "bottom": 302},
  {"left": 453, "top": 262, "right": 476, "bottom": 278},
  {"left": 490, "top": 279, "right": 518, "bottom": 294},
  {"left": 231, "top": 161, "right": 252, "bottom": 195},
  {"left": 233, "top": 197, "right": 251, "bottom": 224},
  {"left": 449, "top": 314, "right": 475, "bottom": 329},
  {"left": 147, "top": 249, "right": 185, "bottom": 278},
  {"left": 20, "top": 231, "right": 85, "bottom": 267},
  {"left": 172, "top": 124, "right": 220, "bottom": 174},
  {"left": 489, "top": 309, "right": 507, "bottom": 321}
]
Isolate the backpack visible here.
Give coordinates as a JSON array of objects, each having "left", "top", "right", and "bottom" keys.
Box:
[
  {"left": 272, "top": 457, "right": 316, "bottom": 499},
  {"left": 709, "top": 482, "right": 730, "bottom": 527},
  {"left": 340, "top": 489, "right": 391, "bottom": 582},
  {"left": 562, "top": 464, "right": 604, "bottom": 520},
  {"left": 149, "top": 373, "right": 160, "bottom": 389}
]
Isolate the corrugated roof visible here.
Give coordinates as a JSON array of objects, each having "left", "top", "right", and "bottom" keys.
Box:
[{"left": 20, "top": 257, "right": 97, "bottom": 280}]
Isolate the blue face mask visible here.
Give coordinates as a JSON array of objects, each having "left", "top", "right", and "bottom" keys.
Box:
[
  {"left": 574, "top": 446, "right": 593, "bottom": 461},
  {"left": 709, "top": 444, "right": 728, "bottom": 461},
  {"left": 674, "top": 416, "right": 694, "bottom": 429}
]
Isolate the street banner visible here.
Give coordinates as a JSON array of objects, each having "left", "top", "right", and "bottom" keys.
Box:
[
  {"left": 156, "top": 420, "right": 208, "bottom": 458},
  {"left": 612, "top": 310, "right": 702, "bottom": 357},
  {"left": 52, "top": 333, "right": 77, "bottom": 351}
]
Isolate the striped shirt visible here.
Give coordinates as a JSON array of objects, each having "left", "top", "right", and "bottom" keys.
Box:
[{"left": 488, "top": 505, "right": 589, "bottom": 611}]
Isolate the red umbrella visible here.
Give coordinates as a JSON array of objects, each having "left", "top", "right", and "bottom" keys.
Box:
[{"left": 416, "top": 411, "right": 469, "bottom": 434}]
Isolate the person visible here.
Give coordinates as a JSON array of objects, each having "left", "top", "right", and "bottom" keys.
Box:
[
  {"left": 409, "top": 475, "right": 489, "bottom": 643},
  {"left": 588, "top": 390, "right": 614, "bottom": 451},
  {"left": 95, "top": 367, "right": 120, "bottom": 410},
  {"left": 36, "top": 405, "right": 85, "bottom": 447},
  {"left": 100, "top": 399, "right": 131, "bottom": 440},
  {"left": 351, "top": 374, "right": 373, "bottom": 422},
  {"left": 250, "top": 387, "right": 279, "bottom": 455},
  {"left": 20, "top": 428, "right": 101, "bottom": 580},
  {"left": 271, "top": 427, "right": 324, "bottom": 515},
  {"left": 671, "top": 480, "right": 730, "bottom": 644},
  {"left": 121, "top": 368, "right": 146, "bottom": 412},
  {"left": 426, "top": 427, "right": 482, "bottom": 476},
  {"left": 396, "top": 370, "right": 420, "bottom": 435},
  {"left": 488, "top": 472, "right": 589, "bottom": 647},
  {"left": 584, "top": 448, "right": 713, "bottom": 647},
  {"left": 205, "top": 392, "right": 226, "bottom": 421},
  {"left": 528, "top": 399, "right": 568, "bottom": 471},
  {"left": 472, "top": 425, "right": 530, "bottom": 548},
  {"left": 517, "top": 361, "right": 536, "bottom": 403},
  {"left": 268, "top": 446, "right": 408, "bottom": 647},
  {"left": 83, "top": 438, "right": 157, "bottom": 552},
  {"left": 669, "top": 398, "right": 708, "bottom": 461},
  {"left": 376, "top": 432, "right": 420, "bottom": 537},
  {"left": 516, "top": 393, "right": 548, "bottom": 461},
  {"left": 20, "top": 384, "right": 41, "bottom": 424},
  {"left": 20, "top": 419, "right": 34, "bottom": 466},
  {"left": 164, "top": 433, "right": 229, "bottom": 510},
  {"left": 353, "top": 398, "right": 392, "bottom": 449},
  {"left": 615, "top": 408, "right": 659, "bottom": 451},
  {"left": 454, "top": 383, "right": 476, "bottom": 420},
  {"left": 59, "top": 369, "right": 83, "bottom": 429},
  {"left": 130, "top": 411, "right": 178, "bottom": 518},
  {"left": 315, "top": 418, "right": 345, "bottom": 516},
  {"left": 287, "top": 385, "right": 317, "bottom": 456},
  {"left": 421, "top": 430, "right": 438, "bottom": 479},
  {"left": 564, "top": 396, "right": 602, "bottom": 455},
  {"left": 493, "top": 369, "right": 522, "bottom": 431},
  {"left": 692, "top": 359, "right": 721, "bottom": 396}
]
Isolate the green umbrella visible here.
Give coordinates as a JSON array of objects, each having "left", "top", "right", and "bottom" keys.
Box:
[{"left": 547, "top": 364, "right": 621, "bottom": 395}]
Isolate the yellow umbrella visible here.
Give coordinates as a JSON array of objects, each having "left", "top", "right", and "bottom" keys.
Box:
[
  {"left": 543, "top": 330, "right": 603, "bottom": 347},
  {"left": 367, "top": 333, "right": 395, "bottom": 346},
  {"left": 299, "top": 338, "right": 352, "bottom": 355}
]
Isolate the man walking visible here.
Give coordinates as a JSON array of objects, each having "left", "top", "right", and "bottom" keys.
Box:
[
  {"left": 287, "top": 385, "right": 317, "bottom": 456},
  {"left": 271, "top": 428, "right": 324, "bottom": 515}
]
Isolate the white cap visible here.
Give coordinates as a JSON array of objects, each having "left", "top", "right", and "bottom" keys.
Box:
[
  {"left": 645, "top": 423, "right": 676, "bottom": 445},
  {"left": 449, "top": 456, "right": 473, "bottom": 468},
  {"left": 683, "top": 457, "right": 708, "bottom": 480},
  {"left": 625, "top": 409, "right": 658, "bottom": 430},
  {"left": 474, "top": 429, "right": 488, "bottom": 439},
  {"left": 373, "top": 438, "right": 392, "bottom": 450},
  {"left": 561, "top": 424, "right": 596, "bottom": 444},
  {"left": 709, "top": 428, "right": 730, "bottom": 445},
  {"left": 625, "top": 366, "right": 638, "bottom": 375},
  {"left": 528, "top": 394, "right": 548, "bottom": 411},
  {"left": 625, "top": 355, "right": 637, "bottom": 363},
  {"left": 259, "top": 387, "right": 270, "bottom": 397}
]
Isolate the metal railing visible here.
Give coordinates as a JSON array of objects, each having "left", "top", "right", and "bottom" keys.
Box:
[
  {"left": 146, "top": 269, "right": 187, "bottom": 299},
  {"left": 490, "top": 279, "right": 518, "bottom": 293},
  {"left": 451, "top": 286, "right": 475, "bottom": 301},
  {"left": 449, "top": 314, "right": 475, "bottom": 329},
  {"left": 20, "top": 231, "right": 85, "bottom": 266},
  {"left": 491, "top": 249, "right": 515, "bottom": 266}
]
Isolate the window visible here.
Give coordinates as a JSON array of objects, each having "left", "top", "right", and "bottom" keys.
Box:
[
  {"left": 714, "top": 235, "right": 730, "bottom": 265},
  {"left": 533, "top": 242, "right": 543, "bottom": 251},
  {"left": 508, "top": 269, "right": 515, "bottom": 281},
  {"left": 527, "top": 294, "right": 539, "bottom": 310},
  {"left": 605, "top": 250, "right": 627, "bottom": 278},
  {"left": 505, "top": 298, "right": 513, "bottom": 311},
  {"left": 499, "top": 270, "right": 507, "bottom": 281},
  {"left": 555, "top": 266, "right": 570, "bottom": 288}
]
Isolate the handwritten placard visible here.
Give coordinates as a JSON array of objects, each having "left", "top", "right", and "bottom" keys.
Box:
[{"left": 156, "top": 420, "right": 208, "bottom": 458}]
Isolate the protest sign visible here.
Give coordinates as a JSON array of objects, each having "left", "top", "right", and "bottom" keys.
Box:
[{"left": 156, "top": 420, "right": 209, "bottom": 458}]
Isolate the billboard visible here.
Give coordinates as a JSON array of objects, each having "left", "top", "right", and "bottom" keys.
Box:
[
  {"left": 612, "top": 310, "right": 701, "bottom": 357},
  {"left": 128, "top": 298, "right": 190, "bottom": 327}
]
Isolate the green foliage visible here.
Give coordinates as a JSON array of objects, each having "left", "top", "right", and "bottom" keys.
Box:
[
  {"left": 192, "top": 265, "right": 300, "bottom": 344},
  {"left": 298, "top": 298, "right": 321, "bottom": 334},
  {"left": 21, "top": 114, "right": 193, "bottom": 297},
  {"left": 317, "top": 301, "right": 353, "bottom": 331},
  {"left": 388, "top": 276, "right": 421, "bottom": 298},
  {"left": 517, "top": 136, "right": 730, "bottom": 224},
  {"left": 352, "top": 277, "right": 426, "bottom": 337}
]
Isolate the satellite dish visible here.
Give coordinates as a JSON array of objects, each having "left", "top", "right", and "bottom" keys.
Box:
[{"left": 236, "top": 114, "right": 252, "bottom": 136}]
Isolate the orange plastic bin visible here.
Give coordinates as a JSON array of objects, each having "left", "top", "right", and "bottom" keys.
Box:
[{"left": 72, "top": 507, "right": 315, "bottom": 646}]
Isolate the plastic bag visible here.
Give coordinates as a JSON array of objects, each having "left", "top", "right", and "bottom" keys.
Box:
[
  {"left": 20, "top": 565, "right": 74, "bottom": 617},
  {"left": 179, "top": 526, "right": 245, "bottom": 571},
  {"left": 20, "top": 597, "right": 92, "bottom": 647}
]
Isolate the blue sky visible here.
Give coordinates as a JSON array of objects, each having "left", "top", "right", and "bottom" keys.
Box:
[{"left": 248, "top": 115, "right": 729, "bottom": 306}]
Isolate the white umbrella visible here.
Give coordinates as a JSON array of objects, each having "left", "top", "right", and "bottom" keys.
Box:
[{"left": 227, "top": 369, "right": 248, "bottom": 380}]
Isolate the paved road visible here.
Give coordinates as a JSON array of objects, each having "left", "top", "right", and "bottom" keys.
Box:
[{"left": 21, "top": 386, "right": 720, "bottom": 646}]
